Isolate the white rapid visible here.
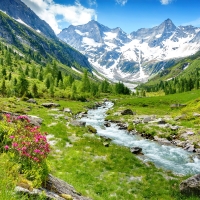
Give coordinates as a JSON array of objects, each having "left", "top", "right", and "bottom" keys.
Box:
[{"left": 81, "top": 102, "right": 200, "bottom": 175}]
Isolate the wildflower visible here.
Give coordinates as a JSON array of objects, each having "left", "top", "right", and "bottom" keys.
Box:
[
  {"left": 12, "top": 142, "right": 18, "bottom": 147},
  {"left": 4, "top": 145, "right": 9, "bottom": 150},
  {"left": 9, "top": 135, "right": 15, "bottom": 139},
  {"left": 34, "top": 149, "right": 40, "bottom": 153}
]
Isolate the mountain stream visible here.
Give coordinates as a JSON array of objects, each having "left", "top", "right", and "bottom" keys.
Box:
[{"left": 81, "top": 101, "right": 200, "bottom": 175}]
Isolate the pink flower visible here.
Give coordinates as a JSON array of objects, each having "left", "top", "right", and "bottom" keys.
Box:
[
  {"left": 21, "top": 146, "right": 27, "bottom": 151},
  {"left": 4, "top": 145, "right": 9, "bottom": 150},
  {"left": 9, "top": 135, "right": 15, "bottom": 139},
  {"left": 12, "top": 142, "right": 18, "bottom": 147},
  {"left": 34, "top": 149, "right": 40, "bottom": 153}
]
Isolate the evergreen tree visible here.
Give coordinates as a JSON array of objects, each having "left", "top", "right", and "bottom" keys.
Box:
[
  {"left": 18, "top": 74, "right": 29, "bottom": 96},
  {"left": 25, "top": 66, "right": 29, "bottom": 76},
  {"left": 8, "top": 72, "right": 12, "bottom": 81},
  {"left": 38, "top": 66, "right": 44, "bottom": 81},
  {"left": 1, "top": 78, "right": 6, "bottom": 96},
  {"left": 81, "top": 70, "right": 90, "bottom": 92},
  {"left": 32, "top": 83, "right": 38, "bottom": 97},
  {"left": 31, "top": 65, "right": 37, "bottom": 78},
  {"left": 5, "top": 51, "right": 12, "bottom": 66}
]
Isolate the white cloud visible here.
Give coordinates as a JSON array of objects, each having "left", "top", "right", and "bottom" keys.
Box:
[
  {"left": 160, "top": 0, "right": 173, "bottom": 5},
  {"left": 21, "top": 0, "right": 97, "bottom": 34},
  {"left": 116, "top": 0, "right": 128, "bottom": 6}
]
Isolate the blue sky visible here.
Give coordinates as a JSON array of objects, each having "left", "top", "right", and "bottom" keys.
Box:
[{"left": 22, "top": 0, "right": 200, "bottom": 34}]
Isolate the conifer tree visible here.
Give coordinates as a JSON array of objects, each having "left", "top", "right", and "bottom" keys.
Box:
[
  {"left": 81, "top": 70, "right": 90, "bottom": 92},
  {"left": 1, "top": 78, "right": 6, "bottom": 96},
  {"left": 32, "top": 83, "right": 38, "bottom": 97}
]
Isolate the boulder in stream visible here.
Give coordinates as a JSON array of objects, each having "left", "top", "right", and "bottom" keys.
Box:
[
  {"left": 130, "top": 147, "right": 142, "bottom": 154},
  {"left": 104, "top": 121, "right": 111, "bottom": 127}
]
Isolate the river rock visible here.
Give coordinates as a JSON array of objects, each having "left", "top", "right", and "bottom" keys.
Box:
[
  {"left": 117, "top": 123, "right": 127, "bottom": 130},
  {"left": 130, "top": 147, "right": 142, "bottom": 154},
  {"left": 104, "top": 121, "right": 111, "bottom": 127},
  {"left": 70, "top": 120, "right": 86, "bottom": 127},
  {"left": 154, "top": 136, "right": 171, "bottom": 145},
  {"left": 184, "top": 144, "right": 195, "bottom": 152},
  {"left": 121, "top": 109, "right": 135, "bottom": 115},
  {"left": 87, "top": 125, "right": 97, "bottom": 133},
  {"left": 41, "top": 103, "right": 60, "bottom": 108},
  {"left": 180, "top": 174, "right": 200, "bottom": 195}
]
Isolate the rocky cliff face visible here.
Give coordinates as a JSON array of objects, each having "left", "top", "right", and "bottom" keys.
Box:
[
  {"left": 58, "top": 19, "right": 200, "bottom": 82},
  {"left": 0, "top": 0, "right": 56, "bottom": 39}
]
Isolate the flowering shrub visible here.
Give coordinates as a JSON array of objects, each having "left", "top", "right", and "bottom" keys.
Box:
[{"left": 1, "top": 114, "right": 50, "bottom": 187}]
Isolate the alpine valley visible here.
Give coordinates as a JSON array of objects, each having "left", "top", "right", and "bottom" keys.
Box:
[
  {"left": 1, "top": 0, "right": 200, "bottom": 200},
  {"left": 58, "top": 19, "right": 200, "bottom": 82}
]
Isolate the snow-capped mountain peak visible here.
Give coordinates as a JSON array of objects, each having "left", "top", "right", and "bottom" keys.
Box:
[{"left": 58, "top": 19, "right": 200, "bottom": 82}]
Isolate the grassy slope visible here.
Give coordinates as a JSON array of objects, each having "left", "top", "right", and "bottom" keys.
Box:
[
  {"left": 145, "top": 51, "right": 200, "bottom": 87},
  {"left": 0, "top": 93, "right": 200, "bottom": 199}
]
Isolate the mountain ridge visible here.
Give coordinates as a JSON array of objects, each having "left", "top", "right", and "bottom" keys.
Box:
[
  {"left": 58, "top": 19, "right": 200, "bottom": 82},
  {"left": 0, "top": 0, "right": 57, "bottom": 39}
]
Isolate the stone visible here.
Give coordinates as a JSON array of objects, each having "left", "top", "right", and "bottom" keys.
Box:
[
  {"left": 63, "top": 108, "right": 72, "bottom": 113},
  {"left": 41, "top": 103, "right": 60, "bottom": 108},
  {"left": 170, "top": 104, "right": 186, "bottom": 109},
  {"left": 27, "top": 115, "right": 43, "bottom": 126},
  {"left": 193, "top": 113, "right": 200, "bottom": 117},
  {"left": 27, "top": 98, "right": 37, "bottom": 104},
  {"left": 130, "top": 147, "right": 142, "bottom": 154},
  {"left": 157, "top": 119, "right": 166, "bottom": 124},
  {"left": 117, "top": 123, "right": 127, "bottom": 130},
  {"left": 186, "top": 131, "right": 195, "bottom": 135},
  {"left": 103, "top": 142, "right": 110, "bottom": 147},
  {"left": 174, "top": 114, "right": 186, "bottom": 121},
  {"left": 170, "top": 125, "right": 179, "bottom": 131},
  {"left": 154, "top": 136, "right": 171, "bottom": 145},
  {"left": 87, "top": 125, "right": 97, "bottom": 133},
  {"left": 71, "top": 120, "right": 86, "bottom": 127},
  {"left": 184, "top": 144, "right": 195, "bottom": 152},
  {"left": 143, "top": 116, "right": 153, "bottom": 123},
  {"left": 133, "top": 119, "right": 141, "bottom": 124},
  {"left": 180, "top": 174, "right": 200, "bottom": 195},
  {"left": 121, "top": 109, "right": 135, "bottom": 115},
  {"left": 104, "top": 121, "right": 111, "bottom": 127},
  {"left": 45, "top": 174, "right": 91, "bottom": 200}
]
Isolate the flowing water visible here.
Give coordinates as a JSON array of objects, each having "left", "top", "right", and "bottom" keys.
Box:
[{"left": 81, "top": 101, "right": 200, "bottom": 175}]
